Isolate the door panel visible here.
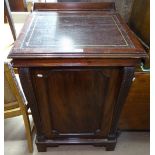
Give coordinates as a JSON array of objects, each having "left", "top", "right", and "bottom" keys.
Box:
[{"left": 31, "top": 67, "right": 122, "bottom": 138}]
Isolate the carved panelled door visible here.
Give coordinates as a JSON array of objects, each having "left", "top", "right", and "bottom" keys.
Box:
[{"left": 30, "top": 67, "right": 122, "bottom": 139}]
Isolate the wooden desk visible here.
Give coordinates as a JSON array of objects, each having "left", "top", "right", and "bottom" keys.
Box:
[{"left": 8, "top": 3, "right": 146, "bottom": 152}]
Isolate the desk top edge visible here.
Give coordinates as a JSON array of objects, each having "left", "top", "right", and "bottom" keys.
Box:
[{"left": 8, "top": 8, "right": 146, "bottom": 59}]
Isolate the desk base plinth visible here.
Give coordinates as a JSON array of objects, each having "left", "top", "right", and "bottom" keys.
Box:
[{"left": 36, "top": 137, "right": 117, "bottom": 152}]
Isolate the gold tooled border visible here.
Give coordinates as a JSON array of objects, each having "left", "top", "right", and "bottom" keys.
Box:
[{"left": 23, "top": 15, "right": 129, "bottom": 48}]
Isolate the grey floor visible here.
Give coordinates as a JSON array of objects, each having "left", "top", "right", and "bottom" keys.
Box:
[{"left": 4, "top": 116, "right": 150, "bottom": 155}]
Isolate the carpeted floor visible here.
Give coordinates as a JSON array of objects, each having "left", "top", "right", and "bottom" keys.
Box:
[{"left": 4, "top": 116, "right": 150, "bottom": 155}]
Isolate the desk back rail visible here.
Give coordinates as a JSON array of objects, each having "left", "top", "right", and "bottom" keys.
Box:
[{"left": 33, "top": 2, "right": 116, "bottom": 11}]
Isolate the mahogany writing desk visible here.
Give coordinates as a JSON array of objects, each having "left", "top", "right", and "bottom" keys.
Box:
[{"left": 8, "top": 3, "right": 146, "bottom": 152}]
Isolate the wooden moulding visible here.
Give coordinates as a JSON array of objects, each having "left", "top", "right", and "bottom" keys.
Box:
[
  {"left": 12, "top": 58, "right": 141, "bottom": 68},
  {"left": 36, "top": 138, "right": 116, "bottom": 152},
  {"left": 33, "top": 2, "right": 116, "bottom": 11}
]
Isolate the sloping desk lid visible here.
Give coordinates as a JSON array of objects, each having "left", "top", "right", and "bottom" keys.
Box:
[{"left": 8, "top": 11, "right": 146, "bottom": 59}]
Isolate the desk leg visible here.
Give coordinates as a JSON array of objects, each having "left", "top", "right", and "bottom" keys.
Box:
[
  {"left": 37, "top": 144, "right": 47, "bottom": 152},
  {"left": 108, "top": 67, "right": 134, "bottom": 149},
  {"left": 19, "top": 67, "right": 46, "bottom": 152}
]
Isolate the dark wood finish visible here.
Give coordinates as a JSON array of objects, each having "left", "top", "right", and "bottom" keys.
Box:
[
  {"left": 33, "top": 2, "right": 116, "bottom": 11},
  {"left": 8, "top": 3, "right": 146, "bottom": 152},
  {"left": 30, "top": 67, "right": 122, "bottom": 138},
  {"left": 4, "top": 0, "right": 16, "bottom": 41},
  {"left": 18, "top": 68, "right": 43, "bottom": 137},
  {"left": 36, "top": 144, "right": 47, "bottom": 152},
  {"left": 109, "top": 67, "right": 134, "bottom": 138},
  {"left": 12, "top": 58, "right": 141, "bottom": 68},
  {"left": 36, "top": 138, "right": 116, "bottom": 152},
  {"left": 8, "top": 0, "right": 27, "bottom": 11},
  {"left": 8, "top": 11, "right": 146, "bottom": 59}
]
